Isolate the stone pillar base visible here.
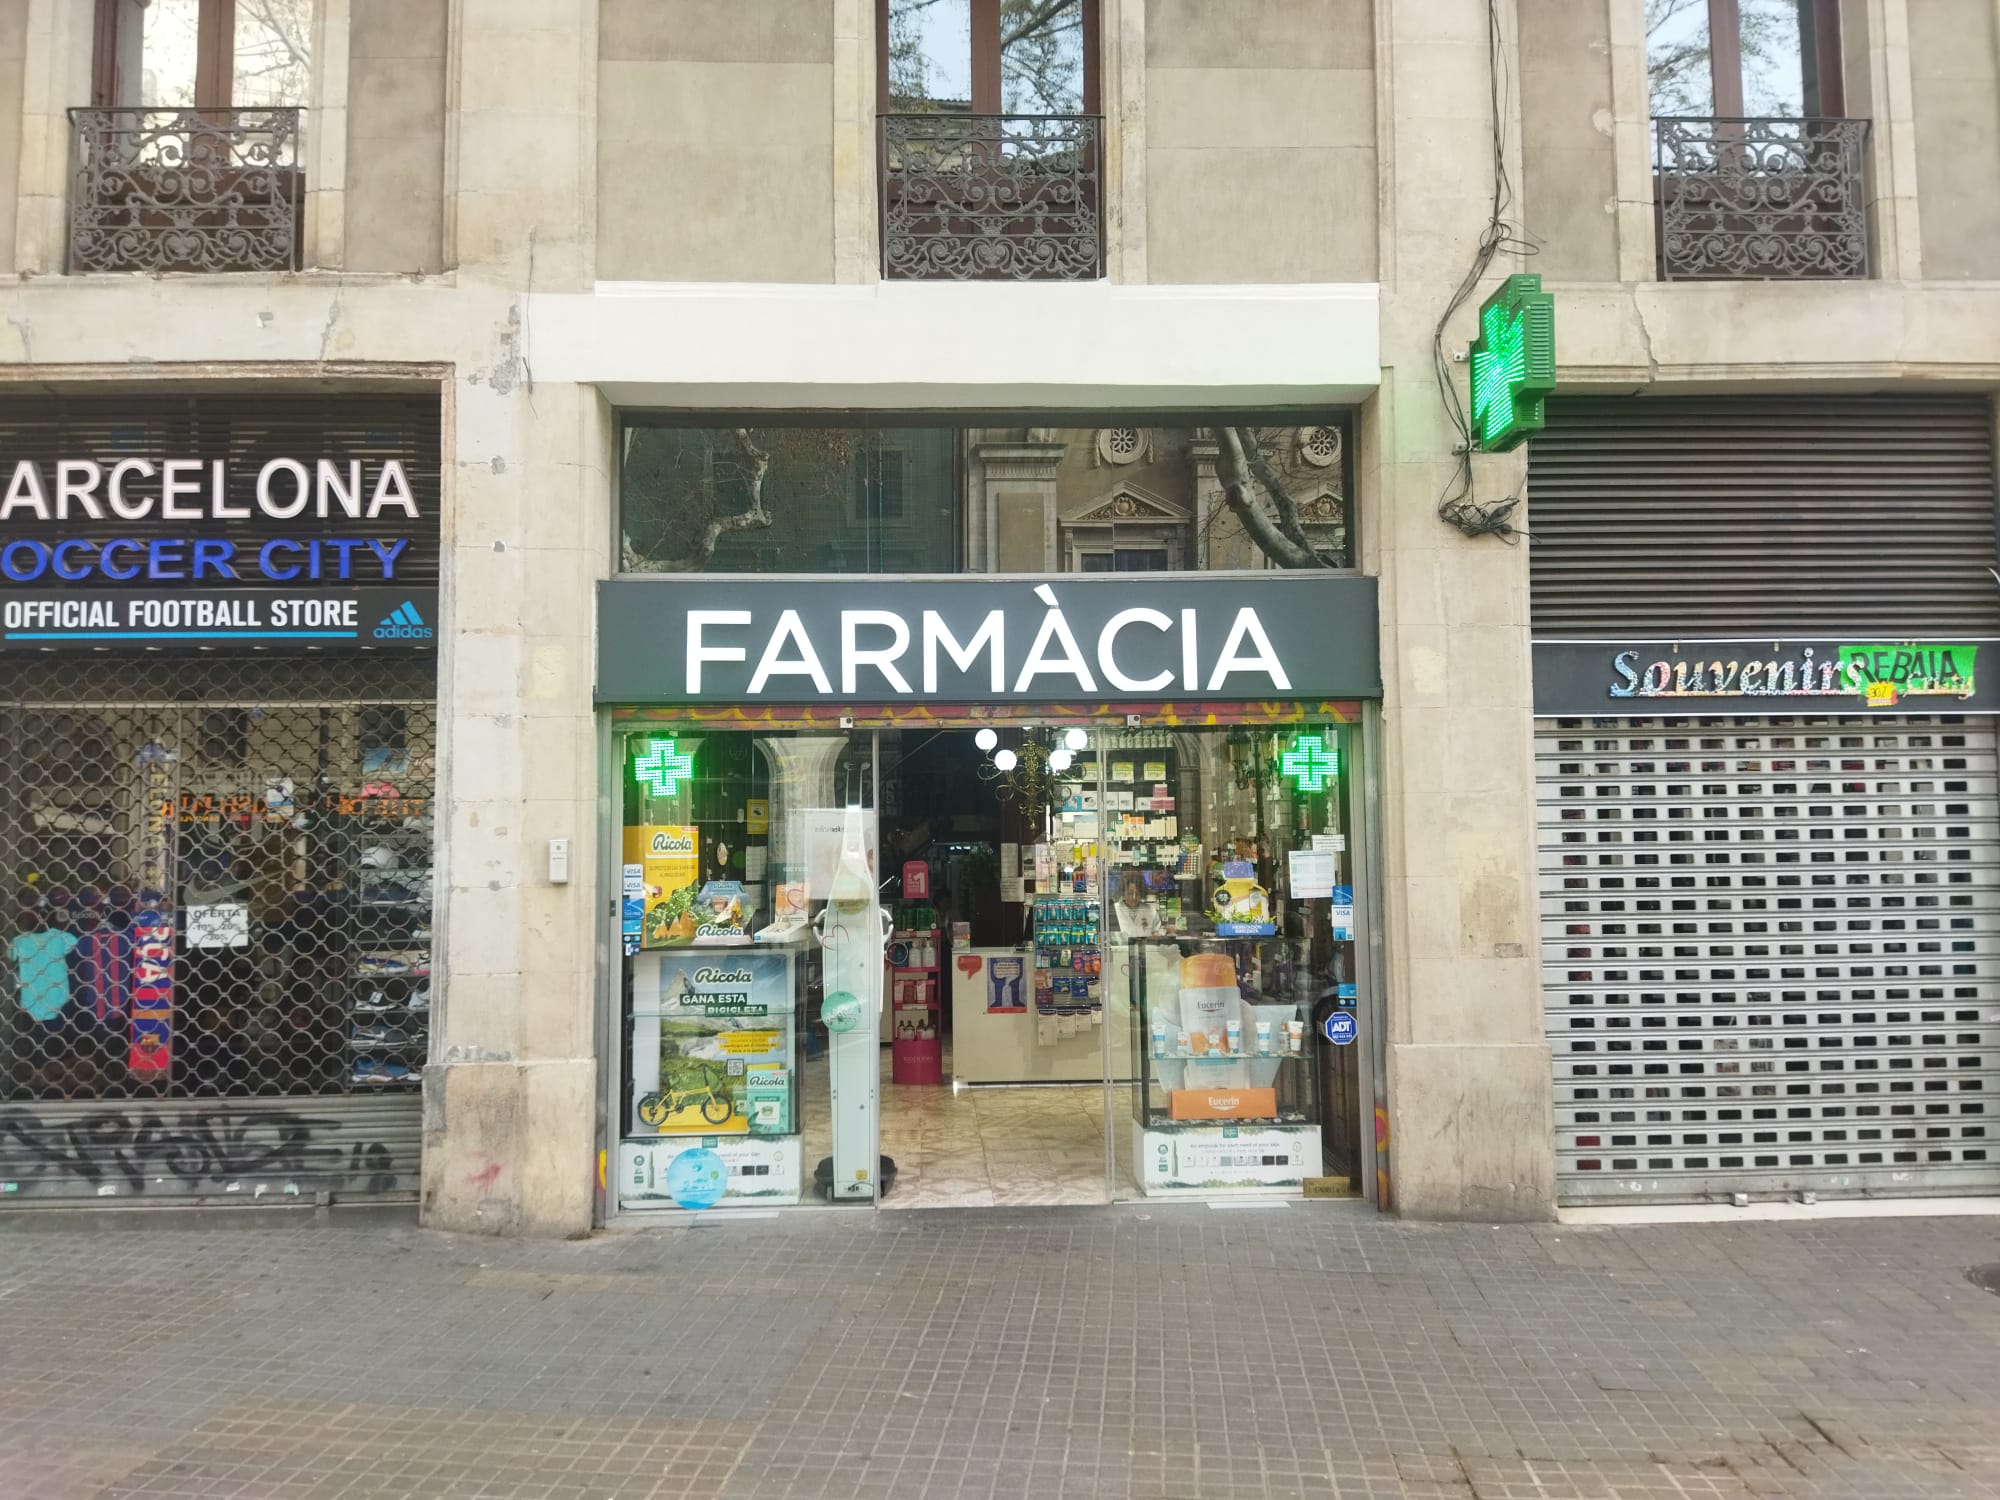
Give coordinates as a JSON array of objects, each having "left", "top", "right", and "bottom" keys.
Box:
[
  {"left": 1387, "top": 1042, "right": 1558, "bottom": 1222},
  {"left": 421, "top": 1058, "right": 597, "bottom": 1237}
]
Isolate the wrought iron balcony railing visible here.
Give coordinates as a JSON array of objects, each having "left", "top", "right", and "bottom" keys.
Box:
[
  {"left": 880, "top": 113, "right": 1103, "bottom": 281},
  {"left": 68, "top": 106, "right": 303, "bottom": 274},
  {"left": 1654, "top": 116, "right": 1871, "bottom": 281}
]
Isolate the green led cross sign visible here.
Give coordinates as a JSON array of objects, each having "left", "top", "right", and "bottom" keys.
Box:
[
  {"left": 633, "top": 736, "right": 694, "bottom": 798},
  {"left": 1281, "top": 734, "right": 1339, "bottom": 793},
  {"left": 1469, "top": 273, "right": 1557, "bottom": 453}
]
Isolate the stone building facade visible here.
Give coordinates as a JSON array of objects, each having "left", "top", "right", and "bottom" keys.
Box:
[{"left": 0, "top": 0, "right": 1994, "bottom": 1232}]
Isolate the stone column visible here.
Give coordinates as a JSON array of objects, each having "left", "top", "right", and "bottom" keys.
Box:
[
  {"left": 421, "top": 0, "right": 605, "bottom": 1237},
  {"left": 13, "top": 0, "right": 90, "bottom": 276},
  {"left": 1369, "top": 0, "right": 1557, "bottom": 1220}
]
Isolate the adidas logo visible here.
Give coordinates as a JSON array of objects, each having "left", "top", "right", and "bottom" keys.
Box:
[{"left": 372, "top": 601, "right": 434, "bottom": 640}]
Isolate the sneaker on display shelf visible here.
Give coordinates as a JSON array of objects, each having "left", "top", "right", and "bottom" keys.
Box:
[
  {"left": 357, "top": 952, "right": 431, "bottom": 978},
  {"left": 360, "top": 845, "right": 400, "bottom": 870},
  {"left": 351, "top": 1059, "right": 416, "bottom": 1087},
  {"left": 350, "top": 1022, "right": 412, "bottom": 1047},
  {"left": 406, "top": 987, "right": 431, "bottom": 1014},
  {"left": 355, "top": 989, "right": 399, "bottom": 1013}
]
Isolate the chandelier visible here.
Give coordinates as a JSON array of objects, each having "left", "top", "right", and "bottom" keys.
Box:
[{"left": 976, "top": 726, "right": 1090, "bottom": 812}]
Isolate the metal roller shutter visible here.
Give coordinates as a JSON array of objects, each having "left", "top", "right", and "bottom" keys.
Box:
[
  {"left": 1528, "top": 396, "right": 2000, "bottom": 636},
  {"left": 0, "top": 1093, "right": 420, "bottom": 1204},
  {"left": 1538, "top": 714, "right": 2000, "bottom": 1204}
]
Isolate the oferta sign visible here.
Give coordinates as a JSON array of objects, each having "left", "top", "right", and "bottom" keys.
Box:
[
  {"left": 1533, "top": 638, "right": 2000, "bottom": 716},
  {"left": 1469, "top": 273, "right": 1556, "bottom": 452}
]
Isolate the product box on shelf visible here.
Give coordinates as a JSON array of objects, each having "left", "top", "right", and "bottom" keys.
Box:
[{"left": 1167, "top": 1087, "right": 1279, "bottom": 1121}]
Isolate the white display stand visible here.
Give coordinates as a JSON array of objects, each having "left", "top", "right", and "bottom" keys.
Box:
[{"left": 815, "top": 805, "right": 887, "bottom": 1201}]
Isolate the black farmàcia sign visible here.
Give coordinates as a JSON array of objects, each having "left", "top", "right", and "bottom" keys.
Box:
[
  {"left": 597, "top": 574, "right": 1381, "bottom": 704},
  {"left": 1534, "top": 638, "right": 2000, "bottom": 716}
]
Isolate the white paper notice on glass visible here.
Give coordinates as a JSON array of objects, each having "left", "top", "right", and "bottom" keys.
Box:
[
  {"left": 1287, "top": 851, "right": 1337, "bottom": 900},
  {"left": 1000, "top": 843, "right": 1020, "bottom": 881},
  {"left": 803, "top": 807, "right": 878, "bottom": 898},
  {"left": 187, "top": 903, "right": 250, "bottom": 949},
  {"left": 1033, "top": 844, "right": 1052, "bottom": 883},
  {"left": 1000, "top": 875, "right": 1026, "bottom": 905},
  {"left": 1312, "top": 833, "right": 1347, "bottom": 855}
]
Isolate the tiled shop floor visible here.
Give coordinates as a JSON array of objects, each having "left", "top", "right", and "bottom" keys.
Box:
[{"left": 2, "top": 1207, "right": 1998, "bottom": 1498}]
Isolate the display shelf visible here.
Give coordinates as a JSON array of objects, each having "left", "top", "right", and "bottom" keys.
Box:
[{"left": 890, "top": 925, "right": 943, "bottom": 1085}]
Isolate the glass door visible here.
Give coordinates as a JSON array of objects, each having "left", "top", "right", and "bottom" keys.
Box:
[{"left": 612, "top": 727, "right": 881, "bottom": 1213}]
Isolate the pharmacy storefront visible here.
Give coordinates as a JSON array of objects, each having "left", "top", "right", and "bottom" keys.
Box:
[
  {"left": 0, "top": 391, "right": 441, "bottom": 1206},
  {"left": 595, "top": 571, "right": 1386, "bottom": 1215}
]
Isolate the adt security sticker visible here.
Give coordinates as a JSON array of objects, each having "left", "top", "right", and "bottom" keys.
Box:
[{"left": 1323, "top": 1011, "right": 1358, "bottom": 1047}]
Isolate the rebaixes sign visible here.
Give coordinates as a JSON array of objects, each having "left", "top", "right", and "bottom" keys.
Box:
[{"left": 595, "top": 575, "right": 1381, "bottom": 704}]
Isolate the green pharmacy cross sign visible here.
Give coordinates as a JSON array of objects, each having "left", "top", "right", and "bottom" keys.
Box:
[
  {"left": 1469, "top": 273, "right": 1557, "bottom": 452},
  {"left": 633, "top": 736, "right": 695, "bottom": 798},
  {"left": 1281, "top": 734, "right": 1339, "bottom": 793}
]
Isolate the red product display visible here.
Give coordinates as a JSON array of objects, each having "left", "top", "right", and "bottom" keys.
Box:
[
  {"left": 128, "top": 904, "right": 174, "bottom": 1074},
  {"left": 889, "top": 925, "right": 943, "bottom": 1086}
]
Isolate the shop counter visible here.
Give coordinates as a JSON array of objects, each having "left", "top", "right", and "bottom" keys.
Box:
[{"left": 949, "top": 946, "right": 1105, "bottom": 1085}]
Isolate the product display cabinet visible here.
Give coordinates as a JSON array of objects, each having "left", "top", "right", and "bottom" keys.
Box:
[{"left": 1125, "top": 938, "right": 1324, "bottom": 1195}]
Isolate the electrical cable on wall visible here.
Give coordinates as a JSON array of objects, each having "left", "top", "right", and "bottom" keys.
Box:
[{"left": 1433, "top": 0, "right": 1539, "bottom": 541}]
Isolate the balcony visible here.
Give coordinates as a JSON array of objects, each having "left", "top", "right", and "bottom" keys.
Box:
[
  {"left": 879, "top": 114, "right": 1102, "bottom": 281},
  {"left": 1653, "top": 116, "right": 1870, "bottom": 281},
  {"left": 68, "top": 107, "right": 303, "bottom": 275}
]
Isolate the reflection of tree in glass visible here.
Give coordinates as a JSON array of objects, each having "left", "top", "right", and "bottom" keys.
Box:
[
  {"left": 886, "top": 0, "right": 1085, "bottom": 115},
  {"left": 888, "top": 0, "right": 970, "bottom": 112},
  {"left": 1646, "top": 0, "right": 1713, "bottom": 116},
  {"left": 234, "top": 0, "right": 315, "bottom": 109},
  {"left": 1647, "top": 0, "right": 1806, "bottom": 118},
  {"left": 1000, "top": 0, "right": 1085, "bottom": 115},
  {"left": 1207, "top": 428, "right": 1346, "bottom": 570},
  {"left": 1736, "top": 0, "right": 1803, "bottom": 117},
  {"left": 621, "top": 429, "right": 856, "bottom": 572}
]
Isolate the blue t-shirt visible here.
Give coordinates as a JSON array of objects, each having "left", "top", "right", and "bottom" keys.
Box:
[{"left": 9, "top": 930, "right": 80, "bottom": 1021}]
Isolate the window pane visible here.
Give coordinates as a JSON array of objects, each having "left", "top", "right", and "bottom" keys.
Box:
[
  {"left": 1113, "top": 549, "right": 1169, "bottom": 572},
  {"left": 887, "top": 0, "right": 973, "bottom": 112},
  {"left": 1739, "top": 0, "right": 1807, "bottom": 116},
  {"left": 621, "top": 427, "right": 959, "bottom": 574},
  {"left": 1001, "top": 0, "right": 1086, "bottom": 114},
  {"left": 234, "top": 0, "right": 316, "bottom": 108},
  {"left": 1647, "top": 0, "right": 1714, "bottom": 116},
  {"left": 131, "top": 0, "right": 201, "bottom": 107}
]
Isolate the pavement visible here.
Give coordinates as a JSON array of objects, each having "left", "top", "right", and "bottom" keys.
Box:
[{"left": 1, "top": 1201, "right": 1998, "bottom": 1499}]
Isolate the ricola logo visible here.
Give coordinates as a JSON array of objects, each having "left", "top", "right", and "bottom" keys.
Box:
[{"left": 649, "top": 831, "right": 694, "bottom": 855}]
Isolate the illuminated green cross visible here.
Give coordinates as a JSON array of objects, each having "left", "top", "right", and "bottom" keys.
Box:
[
  {"left": 633, "top": 736, "right": 694, "bottom": 798},
  {"left": 1280, "top": 734, "right": 1338, "bottom": 793},
  {"left": 1469, "top": 273, "right": 1557, "bottom": 453}
]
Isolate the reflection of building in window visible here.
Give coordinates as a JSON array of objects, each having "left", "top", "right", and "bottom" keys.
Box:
[{"left": 620, "top": 419, "right": 1352, "bottom": 576}]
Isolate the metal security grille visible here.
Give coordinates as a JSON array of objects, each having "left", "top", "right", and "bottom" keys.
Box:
[
  {"left": 0, "top": 656, "right": 435, "bottom": 1205},
  {"left": 1528, "top": 396, "right": 2000, "bottom": 635},
  {"left": 1538, "top": 715, "right": 2000, "bottom": 1204}
]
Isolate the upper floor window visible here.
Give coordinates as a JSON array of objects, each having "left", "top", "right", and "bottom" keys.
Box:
[
  {"left": 1646, "top": 0, "right": 1842, "bottom": 119},
  {"left": 876, "top": 2, "right": 1103, "bottom": 280},
  {"left": 1645, "top": 0, "right": 1865, "bottom": 282},
  {"left": 882, "top": 0, "right": 1099, "bottom": 115},
  {"left": 72, "top": 0, "right": 310, "bottom": 274},
  {"left": 95, "top": 0, "right": 314, "bottom": 109}
]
